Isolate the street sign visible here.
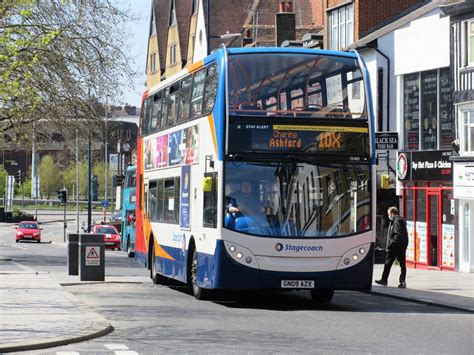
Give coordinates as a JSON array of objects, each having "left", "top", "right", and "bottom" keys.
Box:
[
  {"left": 85, "top": 246, "right": 100, "bottom": 266},
  {"left": 375, "top": 132, "right": 398, "bottom": 150},
  {"left": 101, "top": 200, "right": 109, "bottom": 208}
]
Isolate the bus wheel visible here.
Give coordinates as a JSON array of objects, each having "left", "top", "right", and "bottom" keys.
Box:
[
  {"left": 190, "top": 248, "right": 212, "bottom": 300},
  {"left": 127, "top": 238, "right": 135, "bottom": 258},
  {"left": 150, "top": 242, "right": 168, "bottom": 285},
  {"left": 310, "top": 289, "right": 334, "bottom": 304}
]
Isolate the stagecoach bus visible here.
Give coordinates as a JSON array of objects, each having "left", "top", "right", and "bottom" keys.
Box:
[
  {"left": 121, "top": 165, "right": 136, "bottom": 257},
  {"left": 134, "top": 46, "right": 376, "bottom": 302}
]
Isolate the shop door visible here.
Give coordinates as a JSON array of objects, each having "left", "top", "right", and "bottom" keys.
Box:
[{"left": 427, "top": 191, "right": 441, "bottom": 268}]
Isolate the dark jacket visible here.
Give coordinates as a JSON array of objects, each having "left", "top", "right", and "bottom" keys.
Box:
[{"left": 387, "top": 216, "right": 409, "bottom": 251}]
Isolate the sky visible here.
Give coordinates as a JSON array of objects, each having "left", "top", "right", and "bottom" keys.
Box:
[{"left": 119, "top": 0, "right": 151, "bottom": 108}]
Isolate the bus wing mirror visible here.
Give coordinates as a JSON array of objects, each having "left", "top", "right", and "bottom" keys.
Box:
[{"left": 202, "top": 177, "right": 213, "bottom": 192}]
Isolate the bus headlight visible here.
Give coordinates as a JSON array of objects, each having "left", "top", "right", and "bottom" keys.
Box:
[
  {"left": 224, "top": 241, "right": 259, "bottom": 269},
  {"left": 337, "top": 243, "right": 371, "bottom": 270}
]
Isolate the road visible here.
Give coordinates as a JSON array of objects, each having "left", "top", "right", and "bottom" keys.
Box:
[{"left": 0, "top": 215, "right": 473, "bottom": 354}]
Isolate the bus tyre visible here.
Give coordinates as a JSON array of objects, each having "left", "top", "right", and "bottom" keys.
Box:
[
  {"left": 190, "top": 248, "right": 212, "bottom": 300},
  {"left": 310, "top": 289, "right": 334, "bottom": 303},
  {"left": 150, "top": 242, "right": 168, "bottom": 285},
  {"left": 127, "top": 238, "right": 135, "bottom": 258}
]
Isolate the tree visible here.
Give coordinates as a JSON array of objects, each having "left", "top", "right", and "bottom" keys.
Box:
[
  {"left": 37, "top": 155, "right": 61, "bottom": 199},
  {"left": 0, "top": 0, "right": 138, "bottom": 142},
  {"left": 0, "top": 164, "right": 8, "bottom": 199}
]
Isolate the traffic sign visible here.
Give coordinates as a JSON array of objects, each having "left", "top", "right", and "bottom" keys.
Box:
[{"left": 101, "top": 200, "right": 110, "bottom": 208}]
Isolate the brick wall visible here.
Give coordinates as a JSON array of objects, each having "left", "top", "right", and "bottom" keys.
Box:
[{"left": 358, "top": 0, "right": 425, "bottom": 37}]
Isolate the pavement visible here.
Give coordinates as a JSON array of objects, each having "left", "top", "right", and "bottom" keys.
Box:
[{"left": 0, "top": 262, "right": 473, "bottom": 353}]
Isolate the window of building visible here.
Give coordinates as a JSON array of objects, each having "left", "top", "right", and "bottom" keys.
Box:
[
  {"left": 462, "top": 109, "right": 474, "bottom": 153},
  {"left": 463, "top": 203, "right": 470, "bottom": 263},
  {"left": 461, "top": 20, "right": 474, "bottom": 67},
  {"left": 328, "top": 3, "right": 354, "bottom": 50},
  {"left": 150, "top": 53, "right": 156, "bottom": 73},
  {"left": 170, "top": 44, "right": 177, "bottom": 66},
  {"left": 403, "top": 68, "right": 453, "bottom": 151}
]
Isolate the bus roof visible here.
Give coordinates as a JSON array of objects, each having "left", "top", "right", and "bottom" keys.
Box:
[{"left": 147, "top": 47, "right": 360, "bottom": 97}]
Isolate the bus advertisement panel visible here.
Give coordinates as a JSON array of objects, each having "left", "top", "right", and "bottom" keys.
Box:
[{"left": 134, "top": 47, "right": 375, "bottom": 303}]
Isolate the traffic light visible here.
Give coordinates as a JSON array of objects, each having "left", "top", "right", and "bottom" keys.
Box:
[
  {"left": 57, "top": 189, "right": 67, "bottom": 205},
  {"left": 16, "top": 170, "right": 22, "bottom": 185},
  {"left": 114, "top": 174, "right": 124, "bottom": 186}
]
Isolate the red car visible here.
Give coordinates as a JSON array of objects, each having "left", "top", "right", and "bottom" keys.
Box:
[
  {"left": 90, "top": 224, "right": 121, "bottom": 250},
  {"left": 15, "top": 221, "right": 42, "bottom": 243}
]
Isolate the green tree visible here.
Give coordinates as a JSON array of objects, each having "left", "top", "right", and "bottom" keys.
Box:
[
  {"left": 0, "top": 164, "right": 8, "bottom": 199},
  {"left": 1, "top": 0, "right": 137, "bottom": 139},
  {"left": 37, "top": 155, "right": 61, "bottom": 199},
  {"left": 63, "top": 160, "right": 88, "bottom": 200}
]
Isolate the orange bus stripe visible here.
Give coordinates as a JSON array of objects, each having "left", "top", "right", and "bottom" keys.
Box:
[
  {"left": 187, "top": 60, "right": 204, "bottom": 73},
  {"left": 207, "top": 114, "right": 217, "bottom": 155}
]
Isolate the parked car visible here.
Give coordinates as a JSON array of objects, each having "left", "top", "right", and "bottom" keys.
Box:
[
  {"left": 15, "top": 221, "right": 42, "bottom": 243},
  {"left": 90, "top": 224, "right": 120, "bottom": 250}
]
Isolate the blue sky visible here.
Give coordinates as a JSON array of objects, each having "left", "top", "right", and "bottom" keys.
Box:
[{"left": 120, "top": 0, "right": 151, "bottom": 108}]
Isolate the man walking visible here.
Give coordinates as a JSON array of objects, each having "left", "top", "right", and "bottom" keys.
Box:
[{"left": 375, "top": 206, "right": 409, "bottom": 288}]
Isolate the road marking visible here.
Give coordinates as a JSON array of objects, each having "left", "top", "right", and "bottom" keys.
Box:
[
  {"left": 56, "top": 352, "right": 80, "bottom": 355},
  {"left": 105, "top": 344, "right": 129, "bottom": 350},
  {"left": 9, "top": 260, "right": 36, "bottom": 273}
]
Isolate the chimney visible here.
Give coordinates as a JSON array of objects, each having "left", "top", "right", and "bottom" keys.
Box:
[{"left": 276, "top": 1, "right": 296, "bottom": 47}]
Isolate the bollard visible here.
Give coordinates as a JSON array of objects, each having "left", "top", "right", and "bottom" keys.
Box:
[
  {"left": 67, "top": 233, "right": 79, "bottom": 275},
  {"left": 79, "top": 234, "right": 105, "bottom": 281}
]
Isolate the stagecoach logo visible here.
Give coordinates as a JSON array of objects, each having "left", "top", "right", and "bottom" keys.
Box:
[
  {"left": 397, "top": 153, "right": 408, "bottom": 180},
  {"left": 275, "top": 243, "right": 323, "bottom": 253}
]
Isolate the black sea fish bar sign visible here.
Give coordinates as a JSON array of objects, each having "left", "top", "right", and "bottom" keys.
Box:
[{"left": 375, "top": 132, "right": 398, "bottom": 150}]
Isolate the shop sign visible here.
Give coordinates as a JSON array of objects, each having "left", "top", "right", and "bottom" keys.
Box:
[
  {"left": 453, "top": 163, "right": 474, "bottom": 199},
  {"left": 411, "top": 150, "right": 452, "bottom": 181},
  {"left": 397, "top": 153, "right": 410, "bottom": 181},
  {"left": 375, "top": 132, "right": 398, "bottom": 150}
]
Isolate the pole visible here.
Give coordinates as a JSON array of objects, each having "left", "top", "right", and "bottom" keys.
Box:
[
  {"left": 76, "top": 128, "right": 79, "bottom": 233},
  {"left": 207, "top": 0, "right": 211, "bottom": 55},
  {"left": 104, "top": 104, "right": 108, "bottom": 221},
  {"left": 87, "top": 127, "right": 92, "bottom": 233},
  {"left": 63, "top": 200, "right": 67, "bottom": 243},
  {"left": 32, "top": 121, "right": 38, "bottom": 221}
]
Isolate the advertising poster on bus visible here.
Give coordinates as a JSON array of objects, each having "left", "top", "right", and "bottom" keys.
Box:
[
  {"left": 183, "top": 125, "right": 199, "bottom": 164},
  {"left": 145, "top": 138, "right": 156, "bottom": 170},
  {"left": 180, "top": 165, "right": 191, "bottom": 230},
  {"left": 156, "top": 135, "right": 168, "bottom": 168},
  {"left": 169, "top": 130, "right": 183, "bottom": 166},
  {"left": 442, "top": 224, "right": 455, "bottom": 267}
]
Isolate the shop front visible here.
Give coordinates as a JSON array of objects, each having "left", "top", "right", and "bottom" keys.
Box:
[
  {"left": 397, "top": 150, "right": 455, "bottom": 270},
  {"left": 452, "top": 161, "right": 474, "bottom": 273}
]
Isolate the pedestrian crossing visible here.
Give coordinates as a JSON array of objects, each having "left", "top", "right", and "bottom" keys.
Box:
[{"left": 56, "top": 344, "right": 139, "bottom": 355}]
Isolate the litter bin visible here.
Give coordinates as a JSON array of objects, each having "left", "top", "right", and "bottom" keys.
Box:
[
  {"left": 79, "top": 234, "right": 105, "bottom": 281},
  {"left": 67, "top": 234, "right": 79, "bottom": 275}
]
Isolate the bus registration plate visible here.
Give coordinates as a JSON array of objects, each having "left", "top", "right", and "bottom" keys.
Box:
[{"left": 281, "top": 280, "right": 314, "bottom": 289}]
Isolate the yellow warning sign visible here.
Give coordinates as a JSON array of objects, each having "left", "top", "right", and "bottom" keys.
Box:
[{"left": 85, "top": 246, "right": 100, "bottom": 266}]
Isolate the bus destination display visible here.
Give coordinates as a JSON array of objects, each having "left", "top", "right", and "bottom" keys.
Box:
[{"left": 228, "top": 122, "right": 369, "bottom": 157}]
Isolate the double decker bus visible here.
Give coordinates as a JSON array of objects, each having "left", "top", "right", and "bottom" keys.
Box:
[
  {"left": 135, "top": 47, "right": 375, "bottom": 302},
  {"left": 120, "top": 165, "right": 136, "bottom": 257}
]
